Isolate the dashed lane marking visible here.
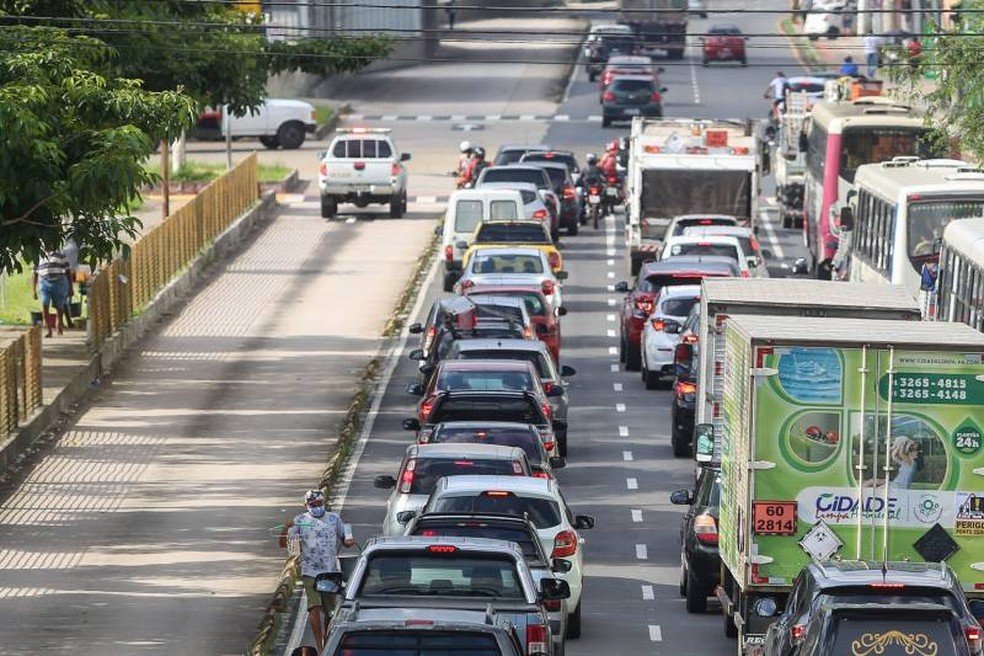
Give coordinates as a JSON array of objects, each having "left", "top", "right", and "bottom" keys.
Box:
[
  {"left": 608, "top": 346, "right": 618, "bottom": 355},
  {"left": 761, "top": 208, "right": 786, "bottom": 259},
  {"left": 345, "top": 217, "right": 356, "bottom": 224},
  {"left": 607, "top": 298, "right": 617, "bottom": 306},
  {"left": 649, "top": 625, "right": 663, "bottom": 642},
  {"left": 642, "top": 584, "right": 654, "bottom": 599},
  {"left": 635, "top": 544, "right": 648, "bottom": 560},
  {"left": 607, "top": 258, "right": 615, "bottom": 266},
  {"left": 632, "top": 510, "right": 644, "bottom": 523},
  {"left": 606, "top": 329, "right": 616, "bottom": 338},
  {"left": 615, "top": 403, "right": 626, "bottom": 412},
  {"left": 610, "top": 364, "right": 620, "bottom": 372},
  {"left": 606, "top": 314, "right": 615, "bottom": 322},
  {"left": 618, "top": 426, "right": 629, "bottom": 436},
  {"left": 613, "top": 383, "right": 623, "bottom": 392},
  {"left": 622, "top": 450, "right": 633, "bottom": 461},
  {"left": 607, "top": 271, "right": 615, "bottom": 278},
  {"left": 606, "top": 284, "right": 616, "bottom": 292},
  {"left": 626, "top": 477, "right": 638, "bottom": 490}
]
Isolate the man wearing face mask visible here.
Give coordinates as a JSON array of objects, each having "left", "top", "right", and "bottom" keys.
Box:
[{"left": 280, "top": 489, "right": 355, "bottom": 652}]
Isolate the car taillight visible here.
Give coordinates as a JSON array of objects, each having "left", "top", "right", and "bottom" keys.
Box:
[
  {"left": 543, "top": 599, "right": 561, "bottom": 611},
  {"left": 790, "top": 624, "right": 806, "bottom": 642},
  {"left": 532, "top": 208, "right": 548, "bottom": 220},
  {"left": 399, "top": 459, "right": 416, "bottom": 493},
  {"left": 526, "top": 623, "right": 549, "bottom": 656},
  {"left": 532, "top": 470, "right": 551, "bottom": 480},
  {"left": 651, "top": 91, "right": 662, "bottom": 102},
  {"left": 547, "top": 252, "right": 561, "bottom": 270},
  {"left": 354, "top": 161, "right": 366, "bottom": 171},
  {"left": 869, "top": 583, "right": 906, "bottom": 590},
  {"left": 461, "top": 279, "right": 475, "bottom": 290},
  {"left": 602, "top": 91, "right": 615, "bottom": 102},
  {"left": 965, "top": 626, "right": 982, "bottom": 653},
  {"left": 607, "top": 175, "right": 618, "bottom": 183},
  {"left": 419, "top": 396, "right": 436, "bottom": 421},
  {"left": 650, "top": 318, "right": 665, "bottom": 331},
  {"left": 542, "top": 280, "right": 555, "bottom": 296},
  {"left": 319, "top": 162, "right": 328, "bottom": 177},
  {"left": 683, "top": 332, "right": 698, "bottom": 345},
  {"left": 693, "top": 513, "right": 718, "bottom": 545},
  {"left": 634, "top": 296, "right": 654, "bottom": 315},
  {"left": 562, "top": 186, "right": 576, "bottom": 200},
  {"left": 740, "top": 270, "right": 751, "bottom": 278},
  {"left": 542, "top": 440, "right": 555, "bottom": 452},
  {"left": 391, "top": 162, "right": 400, "bottom": 177},
  {"left": 675, "top": 380, "right": 698, "bottom": 398},
  {"left": 541, "top": 400, "right": 552, "bottom": 420},
  {"left": 427, "top": 544, "right": 458, "bottom": 553},
  {"left": 419, "top": 529, "right": 438, "bottom": 536},
  {"left": 551, "top": 529, "right": 578, "bottom": 558},
  {"left": 444, "top": 245, "right": 454, "bottom": 262}
]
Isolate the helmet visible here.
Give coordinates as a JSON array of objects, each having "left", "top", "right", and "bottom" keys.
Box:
[
  {"left": 474, "top": 147, "right": 486, "bottom": 159},
  {"left": 606, "top": 139, "right": 618, "bottom": 152},
  {"left": 459, "top": 140, "right": 472, "bottom": 153},
  {"left": 585, "top": 153, "right": 597, "bottom": 164},
  {"left": 304, "top": 489, "right": 325, "bottom": 506}
]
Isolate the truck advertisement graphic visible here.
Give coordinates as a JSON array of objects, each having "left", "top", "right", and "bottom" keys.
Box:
[{"left": 726, "top": 342, "right": 984, "bottom": 591}]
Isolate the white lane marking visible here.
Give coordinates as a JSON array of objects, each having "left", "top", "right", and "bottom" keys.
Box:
[
  {"left": 607, "top": 248, "right": 616, "bottom": 256},
  {"left": 520, "top": 114, "right": 536, "bottom": 121},
  {"left": 606, "top": 314, "right": 615, "bottom": 322},
  {"left": 487, "top": 114, "right": 502, "bottom": 121},
  {"left": 608, "top": 346, "right": 618, "bottom": 355},
  {"left": 606, "top": 329, "right": 616, "bottom": 338},
  {"left": 606, "top": 284, "right": 616, "bottom": 292},
  {"left": 346, "top": 114, "right": 365, "bottom": 120},
  {"left": 610, "top": 363, "right": 620, "bottom": 372},
  {"left": 607, "top": 298, "right": 617, "bottom": 306},
  {"left": 607, "top": 271, "right": 615, "bottom": 278},
  {"left": 622, "top": 450, "right": 633, "bottom": 461},
  {"left": 381, "top": 114, "right": 398, "bottom": 121},
  {"left": 415, "top": 195, "right": 438, "bottom": 204},
  {"left": 607, "top": 258, "right": 615, "bottom": 266},
  {"left": 626, "top": 477, "right": 638, "bottom": 490},
  {"left": 417, "top": 115, "right": 433, "bottom": 122},
  {"left": 554, "top": 114, "right": 570, "bottom": 121},
  {"left": 649, "top": 625, "right": 663, "bottom": 642},
  {"left": 588, "top": 114, "right": 602, "bottom": 121},
  {"left": 345, "top": 217, "right": 356, "bottom": 224},
  {"left": 616, "top": 403, "right": 626, "bottom": 412},
  {"left": 451, "top": 114, "right": 466, "bottom": 120},
  {"left": 641, "top": 583, "right": 654, "bottom": 599},
  {"left": 618, "top": 425, "right": 629, "bottom": 436},
  {"left": 689, "top": 54, "right": 701, "bottom": 104},
  {"left": 605, "top": 236, "right": 615, "bottom": 245},
  {"left": 635, "top": 544, "right": 648, "bottom": 560},
  {"left": 632, "top": 509, "right": 644, "bottom": 523},
  {"left": 613, "top": 383, "right": 623, "bottom": 392},
  {"left": 761, "top": 208, "right": 786, "bottom": 259}
]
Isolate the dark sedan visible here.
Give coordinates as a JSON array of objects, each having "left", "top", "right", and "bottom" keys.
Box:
[
  {"left": 601, "top": 75, "right": 665, "bottom": 128},
  {"left": 670, "top": 466, "right": 721, "bottom": 614}
]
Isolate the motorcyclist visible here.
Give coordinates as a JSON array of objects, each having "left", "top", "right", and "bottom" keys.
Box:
[
  {"left": 581, "top": 153, "right": 604, "bottom": 189},
  {"left": 456, "top": 140, "right": 473, "bottom": 175},
  {"left": 456, "top": 146, "right": 485, "bottom": 189},
  {"left": 599, "top": 140, "right": 619, "bottom": 180}
]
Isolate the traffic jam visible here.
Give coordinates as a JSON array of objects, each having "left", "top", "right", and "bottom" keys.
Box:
[{"left": 298, "top": 17, "right": 984, "bottom": 656}]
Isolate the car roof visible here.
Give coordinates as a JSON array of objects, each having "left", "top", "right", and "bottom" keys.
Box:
[
  {"left": 809, "top": 560, "right": 956, "bottom": 588},
  {"left": 477, "top": 181, "right": 539, "bottom": 192},
  {"left": 488, "top": 165, "right": 549, "bottom": 173},
  {"left": 606, "top": 55, "right": 651, "bottom": 65},
  {"left": 450, "top": 188, "right": 523, "bottom": 201},
  {"left": 468, "top": 295, "right": 528, "bottom": 308},
  {"left": 452, "top": 338, "right": 549, "bottom": 354},
  {"left": 466, "top": 284, "right": 547, "bottom": 297},
  {"left": 610, "top": 75, "right": 654, "bottom": 82},
  {"left": 667, "top": 234, "right": 741, "bottom": 245},
  {"left": 436, "top": 474, "right": 557, "bottom": 497},
  {"left": 683, "top": 225, "right": 753, "bottom": 238},
  {"left": 524, "top": 160, "right": 570, "bottom": 171},
  {"left": 658, "top": 284, "right": 702, "bottom": 298},
  {"left": 708, "top": 24, "right": 742, "bottom": 32},
  {"left": 469, "top": 246, "right": 544, "bottom": 257},
  {"left": 590, "top": 23, "right": 633, "bottom": 34},
  {"left": 435, "top": 421, "right": 538, "bottom": 431},
  {"left": 671, "top": 214, "right": 739, "bottom": 223},
  {"left": 437, "top": 358, "right": 535, "bottom": 372},
  {"left": 641, "top": 256, "right": 740, "bottom": 275},
  {"left": 365, "top": 534, "right": 526, "bottom": 557},
  {"left": 409, "top": 443, "right": 527, "bottom": 460},
  {"left": 497, "top": 144, "right": 551, "bottom": 153},
  {"left": 476, "top": 222, "right": 547, "bottom": 233},
  {"left": 415, "top": 512, "right": 539, "bottom": 528}
]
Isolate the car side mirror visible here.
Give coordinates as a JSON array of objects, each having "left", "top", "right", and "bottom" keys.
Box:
[
  {"left": 695, "top": 423, "right": 715, "bottom": 462},
  {"left": 401, "top": 152, "right": 412, "bottom": 161},
  {"left": 314, "top": 571, "right": 346, "bottom": 595},
  {"left": 554, "top": 271, "right": 568, "bottom": 281},
  {"left": 574, "top": 515, "right": 595, "bottom": 530},
  {"left": 549, "top": 456, "right": 566, "bottom": 469},
  {"left": 555, "top": 306, "right": 567, "bottom": 317},
  {"left": 547, "top": 385, "right": 565, "bottom": 398},
  {"left": 420, "top": 364, "right": 435, "bottom": 377},
  {"left": 760, "top": 248, "right": 773, "bottom": 260},
  {"left": 408, "top": 348, "right": 425, "bottom": 361},
  {"left": 455, "top": 240, "right": 468, "bottom": 249},
  {"left": 540, "top": 578, "right": 571, "bottom": 600},
  {"left": 560, "top": 365, "right": 576, "bottom": 377},
  {"left": 660, "top": 86, "right": 668, "bottom": 94},
  {"left": 374, "top": 474, "right": 397, "bottom": 489},
  {"left": 396, "top": 510, "right": 417, "bottom": 525},
  {"left": 402, "top": 418, "right": 421, "bottom": 431},
  {"left": 670, "top": 489, "right": 694, "bottom": 505},
  {"left": 839, "top": 206, "right": 854, "bottom": 232},
  {"left": 405, "top": 382, "right": 424, "bottom": 396},
  {"left": 551, "top": 558, "right": 573, "bottom": 574},
  {"left": 408, "top": 322, "right": 424, "bottom": 334},
  {"left": 614, "top": 281, "right": 630, "bottom": 293}
]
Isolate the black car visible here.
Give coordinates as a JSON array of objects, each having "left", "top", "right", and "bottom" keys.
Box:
[
  {"left": 762, "top": 561, "right": 984, "bottom": 656},
  {"left": 419, "top": 421, "right": 565, "bottom": 479},
  {"left": 670, "top": 466, "right": 721, "bottom": 614},
  {"left": 519, "top": 151, "right": 581, "bottom": 181},
  {"left": 671, "top": 304, "right": 701, "bottom": 457},
  {"left": 523, "top": 160, "right": 581, "bottom": 236},
  {"left": 601, "top": 75, "right": 665, "bottom": 128},
  {"left": 403, "top": 390, "right": 553, "bottom": 443},
  {"left": 794, "top": 603, "right": 975, "bottom": 656},
  {"left": 493, "top": 144, "right": 550, "bottom": 167}
]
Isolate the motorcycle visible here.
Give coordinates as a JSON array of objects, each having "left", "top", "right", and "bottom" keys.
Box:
[
  {"left": 587, "top": 186, "right": 602, "bottom": 229},
  {"left": 602, "top": 176, "right": 622, "bottom": 215}
]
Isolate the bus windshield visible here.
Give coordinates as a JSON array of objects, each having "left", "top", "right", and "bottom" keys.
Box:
[
  {"left": 840, "top": 127, "right": 936, "bottom": 182},
  {"left": 641, "top": 169, "right": 751, "bottom": 221},
  {"left": 908, "top": 198, "right": 984, "bottom": 260}
]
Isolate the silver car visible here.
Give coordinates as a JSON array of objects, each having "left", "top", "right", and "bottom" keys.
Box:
[
  {"left": 454, "top": 247, "right": 566, "bottom": 310},
  {"left": 374, "top": 442, "right": 531, "bottom": 536}
]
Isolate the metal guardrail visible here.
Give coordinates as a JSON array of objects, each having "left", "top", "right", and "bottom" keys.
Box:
[
  {"left": 0, "top": 325, "right": 43, "bottom": 436},
  {"left": 89, "top": 154, "right": 259, "bottom": 351}
]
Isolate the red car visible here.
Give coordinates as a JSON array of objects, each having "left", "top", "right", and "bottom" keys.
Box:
[
  {"left": 701, "top": 25, "right": 747, "bottom": 66},
  {"left": 462, "top": 285, "right": 566, "bottom": 363},
  {"left": 614, "top": 256, "right": 737, "bottom": 371}
]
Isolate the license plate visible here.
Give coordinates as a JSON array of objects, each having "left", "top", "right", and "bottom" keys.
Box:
[
  {"left": 605, "top": 188, "right": 619, "bottom": 197},
  {"left": 624, "top": 108, "right": 640, "bottom": 115},
  {"left": 588, "top": 195, "right": 601, "bottom": 204},
  {"left": 352, "top": 185, "right": 370, "bottom": 193}
]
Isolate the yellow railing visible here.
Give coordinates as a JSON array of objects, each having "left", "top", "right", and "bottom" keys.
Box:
[
  {"left": 89, "top": 154, "right": 259, "bottom": 350},
  {"left": 0, "top": 326, "right": 43, "bottom": 436}
]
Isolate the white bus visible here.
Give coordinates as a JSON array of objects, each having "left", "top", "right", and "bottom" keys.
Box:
[
  {"left": 936, "top": 217, "right": 984, "bottom": 332},
  {"left": 840, "top": 158, "right": 984, "bottom": 300}
]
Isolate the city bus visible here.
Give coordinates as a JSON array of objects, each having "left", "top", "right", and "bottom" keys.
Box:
[
  {"left": 936, "top": 217, "right": 984, "bottom": 332},
  {"left": 803, "top": 96, "right": 937, "bottom": 278},
  {"left": 840, "top": 158, "right": 984, "bottom": 301}
]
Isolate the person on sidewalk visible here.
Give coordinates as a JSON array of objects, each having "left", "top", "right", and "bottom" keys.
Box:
[
  {"left": 446, "top": 0, "right": 457, "bottom": 30},
  {"left": 906, "top": 36, "right": 922, "bottom": 69},
  {"left": 32, "top": 248, "right": 73, "bottom": 338},
  {"left": 839, "top": 55, "right": 860, "bottom": 77},
  {"left": 863, "top": 30, "right": 883, "bottom": 78},
  {"left": 280, "top": 490, "right": 355, "bottom": 653}
]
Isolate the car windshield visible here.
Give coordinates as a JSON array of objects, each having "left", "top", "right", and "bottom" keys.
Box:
[
  {"left": 412, "top": 523, "right": 543, "bottom": 561},
  {"left": 476, "top": 224, "right": 548, "bottom": 243},
  {"left": 523, "top": 153, "right": 577, "bottom": 172},
  {"left": 709, "top": 27, "right": 741, "bottom": 35},
  {"left": 818, "top": 591, "right": 962, "bottom": 614},
  {"left": 907, "top": 198, "right": 984, "bottom": 261},
  {"left": 661, "top": 296, "right": 700, "bottom": 318},
  {"left": 612, "top": 79, "right": 653, "bottom": 93},
  {"left": 673, "top": 217, "right": 738, "bottom": 235},
  {"left": 358, "top": 552, "right": 525, "bottom": 599},
  {"left": 431, "top": 494, "right": 562, "bottom": 528},
  {"left": 474, "top": 303, "right": 525, "bottom": 324},
  {"left": 840, "top": 127, "right": 936, "bottom": 182},
  {"left": 480, "top": 168, "right": 546, "bottom": 189},
  {"left": 455, "top": 350, "right": 550, "bottom": 378},
  {"left": 436, "top": 368, "right": 535, "bottom": 392},
  {"left": 431, "top": 426, "right": 543, "bottom": 465},
  {"left": 431, "top": 396, "right": 545, "bottom": 424},
  {"left": 494, "top": 150, "right": 526, "bottom": 166},
  {"left": 470, "top": 253, "right": 544, "bottom": 275},
  {"left": 489, "top": 200, "right": 520, "bottom": 221},
  {"left": 666, "top": 242, "right": 740, "bottom": 261},
  {"left": 404, "top": 458, "right": 523, "bottom": 494},
  {"left": 454, "top": 200, "right": 484, "bottom": 233},
  {"left": 336, "top": 631, "right": 502, "bottom": 656},
  {"left": 826, "top": 611, "right": 960, "bottom": 656}
]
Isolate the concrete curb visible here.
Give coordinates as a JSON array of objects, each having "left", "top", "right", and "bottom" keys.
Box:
[
  {"left": 0, "top": 193, "right": 279, "bottom": 480},
  {"left": 315, "top": 103, "right": 351, "bottom": 141}
]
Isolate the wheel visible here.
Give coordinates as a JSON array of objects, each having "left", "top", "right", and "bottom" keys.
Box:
[
  {"left": 702, "top": 59, "right": 709, "bottom": 67},
  {"left": 557, "top": 429, "right": 568, "bottom": 457},
  {"left": 565, "top": 601, "right": 582, "bottom": 639},
  {"left": 679, "top": 551, "right": 688, "bottom": 597},
  {"left": 625, "top": 341, "right": 641, "bottom": 371},
  {"left": 551, "top": 226, "right": 560, "bottom": 242},
  {"left": 686, "top": 567, "right": 708, "bottom": 613},
  {"left": 601, "top": 117, "right": 611, "bottom": 128},
  {"left": 619, "top": 334, "right": 627, "bottom": 363},
  {"left": 442, "top": 271, "right": 457, "bottom": 293},
  {"left": 643, "top": 363, "right": 659, "bottom": 390},
  {"left": 568, "top": 220, "right": 579, "bottom": 236},
  {"left": 389, "top": 193, "right": 405, "bottom": 219},
  {"left": 671, "top": 424, "right": 691, "bottom": 458},
  {"left": 781, "top": 211, "right": 791, "bottom": 229},
  {"left": 740, "top": 57, "right": 748, "bottom": 67},
  {"left": 320, "top": 196, "right": 337, "bottom": 219},
  {"left": 258, "top": 135, "right": 279, "bottom": 149},
  {"left": 276, "top": 121, "right": 306, "bottom": 149}
]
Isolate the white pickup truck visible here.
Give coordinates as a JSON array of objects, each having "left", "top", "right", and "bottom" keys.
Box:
[
  {"left": 318, "top": 128, "right": 411, "bottom": 219},
  {"left": 196, "top": 99, "right": 317, "bottom": 149}
]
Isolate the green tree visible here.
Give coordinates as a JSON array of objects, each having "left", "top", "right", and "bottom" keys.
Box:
[{"left": 0, "top": 26, "right": 196, "bottom": 273}]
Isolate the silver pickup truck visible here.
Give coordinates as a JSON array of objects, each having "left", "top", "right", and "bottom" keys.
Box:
[
  {"left": 318, "top": 128, "right": 411, "bottom": 219},
  {"left": 322, "top": 536, "right": 569, "bottom": 656}
]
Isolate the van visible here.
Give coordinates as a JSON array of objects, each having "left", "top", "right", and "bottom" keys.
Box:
[{"left": 441, "top": 189, "right": 525, "bottom": 291}]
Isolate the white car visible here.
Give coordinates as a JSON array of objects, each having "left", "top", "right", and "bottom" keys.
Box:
[
  {"left": 201, "top": 99, "right": 317, "bottom": 150},
  {"left": 804, "top": 1, "right": 846, "bottom": 40},
  {"left": 373, "top": 443, "right": 531, "bottom": 536},
  {"left": 663, "top": 214, "right": 740, "bottom": 239},
  {"left": 455, "top": 247, "right": 566, "bottom": 309},
  {"left": 318, "top": 127, "right": 410, "bottom": 219},
  {"left": 475, "top": 181, "right": 553, "bottom": 224},
  {"left": 640, "top": 285, "right": 701, "bottom": 389},
  {"left": 441, "top": 189, "right": 527, "bottom": 292},
  {"left": 682, "top": 225, "right": 770, "bottom": 277},
  {"left": 419, "top": 475, "right": 595, "bottom": 639},
  {"left": 660, "top": 234, "right": 752, "bottom": 277}
]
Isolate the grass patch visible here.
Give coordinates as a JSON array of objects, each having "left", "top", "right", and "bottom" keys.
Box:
[
  {"left": 779, "top": 18, "right": 825, "bottom": 71},
  {"left": 147, "top": 160, "right": 294, "bottom": 185},
  {"left": 258, "top": 163, "right": 292, "bottom": 183},
  {"left": 0, "top": 269, "right": 36, "bottom": 326},
  {"left": 312, "top": 104, "right": 334, "bottom": 126}
]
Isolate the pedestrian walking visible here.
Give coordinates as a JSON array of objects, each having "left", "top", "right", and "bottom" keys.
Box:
[
  {"left": 839, "top": 55, "right": 860, "bottom": 76},
  {"left": 446, "top": 0, "right": 457, "bottom": 30},
  {"left": 280, "top": 490, "right": 355, "bottom": 653},
  {"left": 863, "top": 30, "right": 883, "bottom": 78},
  {"left": 32, "top": 248, "right": 73, "bottom": 338}
]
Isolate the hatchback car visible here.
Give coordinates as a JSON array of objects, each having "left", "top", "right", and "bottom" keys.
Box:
[
  {"left": 419, "top": 421, "right": 565, "bottom": 479},
  {"left": 701, "top": 25, "right": 748, "bottom": 66},
  {"left": 583, "top": 24, "right": 638, "bottom": 80},
  {"left": 598, "top": 55, "right": 658, "bottom": 99},
  {"left": 640, "top": 284, "right": 700, "bottom": 389},
  {"left": 419, "top": 475, "right": 595, "bottom": 639},
  {"left": 682, "top": 225, "right": 770, "bottom": 277},
  {"left": 601, "top": 75, "right": 665, "bottom": 127},
  {"left": 670, "top": 304, "right": 701, "bottom": 457},
  {"left": 374, "top": 443, "right": 530, "bottom": 536},
  {"left": 455, "top": 247, "right": 566, "bottom": 310},
  {"left": 670, "top": 466, "right": 721, "bottom": 615},
  {"left": 462, "top": 284, "right": 566, "bottom": 363},
  {"left": 660, "top": 234, "right": 752, "bottom": 277}
]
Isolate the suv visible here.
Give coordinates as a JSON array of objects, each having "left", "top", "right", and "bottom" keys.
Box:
[
  {"left": 665, "top": 214, "right": 739, "bottom": 238},
  {"left": 494, "top": 144, "right": 551, "bottom": 167},
  {"left": 762, "top": 561, "right": 984, "bottom": 656},
  {"left": 670, "top": 466, "right": 721, "bottom": 615},
  {"left": 195, "top": 99, "right": 317, "bottom": 149},
  {"left": 639, "top": 284, "right": 700, "bottom": 389},
  {"left": 476, "top": 166, "right": 561, "bottom": 240},
  {"left": 523, "top": 161, "right": 581, "bottom": 236},
  {"left": 601, "top": 76, "right": 665, "bottom": 128},
  {"left": 419, "top": 422, "right": 566, "bottom": 479},
  {"left": 441, "top": 189, "right": 526, "bottom": 291},
  {"left": 318, "top": 128, "right": 411, "bottom": 219}
]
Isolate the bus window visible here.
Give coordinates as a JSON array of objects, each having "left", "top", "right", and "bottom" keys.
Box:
[{"left": 840, "top": 128, "right": 934, "bottom": 182}]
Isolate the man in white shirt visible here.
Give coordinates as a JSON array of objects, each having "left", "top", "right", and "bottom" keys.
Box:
[
  {"left": 863, "top": 30, "right": 883, "bottom": 78},
  {"left": 764, "top": 71, "right": 788, "bottom": 118}
]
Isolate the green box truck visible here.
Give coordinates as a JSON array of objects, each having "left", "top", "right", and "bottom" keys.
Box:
[{"left": 708, "top": 314, "right": 984, "bottom": 653}]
